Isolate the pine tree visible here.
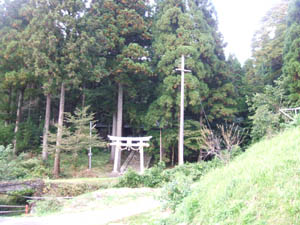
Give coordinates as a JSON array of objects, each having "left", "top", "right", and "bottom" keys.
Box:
[
  {"left": 148, "top": 0, "right": 237, "bottom": 163},
  {"left": 0, "top": 0, "right": 35, "bottom": 155},
  {"left": 91, "top": 0, "right": 152, "bottom": 170},
  {"left": 251, "top": 0, "right": 289, "bottom": 87},
  {"left": 283, "top": 0, "right": 300, "bottom": 105},
  {"left": 47, "top": 106, "right": 105, "bottom": 169}
]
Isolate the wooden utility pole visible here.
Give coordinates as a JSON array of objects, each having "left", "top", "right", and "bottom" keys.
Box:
[{"left": 176, "top": 55, "right": 191, "bottom": 165}]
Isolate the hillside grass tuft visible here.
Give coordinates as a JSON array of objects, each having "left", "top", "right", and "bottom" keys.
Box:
[{"left": 167, "top": 127, "right": 300, "bottom": 225}]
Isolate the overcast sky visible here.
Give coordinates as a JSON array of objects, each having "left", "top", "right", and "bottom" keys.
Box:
[
  {"left": 149, "top": 0, "right": 282, "bottom": 64},
  {"left": 212, "top": 0, "right": 282, "bottom": 64}
]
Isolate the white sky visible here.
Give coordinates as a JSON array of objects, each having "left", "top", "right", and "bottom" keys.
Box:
[
  {"left": 212, "top": 0, "right": 282, "bottom": 64},
  {"left": 149, "top": 0, "right": 283, "bottom": 64}
]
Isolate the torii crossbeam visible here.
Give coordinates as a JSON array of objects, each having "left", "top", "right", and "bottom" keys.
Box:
[
  {"left": 108, "top": 136, "right": 152, "bottom": 174},
  {"left": 279, "top": 107, "right": 300, "bottom": 121}
]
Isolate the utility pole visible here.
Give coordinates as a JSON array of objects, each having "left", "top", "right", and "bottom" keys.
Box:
[{"left": 176, "top": 55, "right": 191, "bottom": 165}]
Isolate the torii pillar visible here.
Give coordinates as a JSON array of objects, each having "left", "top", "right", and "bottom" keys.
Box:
[{"left": 108, "top": 136, "right": 152, "bottom": 174}]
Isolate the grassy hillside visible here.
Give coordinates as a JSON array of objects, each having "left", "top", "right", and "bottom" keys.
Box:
[{"left": 167, "top": 127, "right": 300, "bottom": 225}]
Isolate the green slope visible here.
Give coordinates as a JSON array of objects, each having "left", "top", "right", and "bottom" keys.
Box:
[{"left": 169, "top": 127, "right": 300, "bottom": 225}]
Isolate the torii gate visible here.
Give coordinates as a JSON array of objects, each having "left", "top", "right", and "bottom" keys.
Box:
[
  {"left": 279, "top": 107, "right": 300, "bottom": 121},
  {"left": 108, "top": 136, "right": 152, "bottom": 174}
]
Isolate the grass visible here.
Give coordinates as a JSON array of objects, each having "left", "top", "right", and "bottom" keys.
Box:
[
  {"left": 46, "top": 177, "right": 117, "bottom": 185},
  {"left": 45, "top": 149, "right": 112, "bottom": 178},
  {"left": 61, "top": 188, "right": 159, "bottom": 213},
  {"left": 167, "top": 126, "right": 300, "bottom": 224},
  {"left": 106, "top": 208, "right": 169, "bottom": 225},
  {"left": 31, "top": 187, "right": 159, "bottom": 216}
]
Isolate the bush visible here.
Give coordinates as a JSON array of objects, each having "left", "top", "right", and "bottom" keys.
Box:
[
  {"left": 0, "top": 122, "right": 14, "bottom": 146},
  {"left": 142, "top": 162, "right": 166, "bottom": 187},
  {"left": 20, "top": 158, "right": 51, "bottom": 178},
  {"left": 247, "top": 84, "right": 286, "bottom": 142},
  {"left": 0, "top": 145, "right": 51, "bottom": 181},
  {"left": 0, "top": 145, "right": 26, "bottom": 180},
  {"left": 115, "top": 168, "right": 143, "bottom": 188},
  {"left": 159, "top": 174, "right": 192, "bottom": 211},
  {"left": 116, "top": 160, "right": 221, "bottom": 189},
  {"left": 31, "top": 199, "right": 63, "bottom": 215},
  {"left": 16, "top": 120, "right": 43, "bottom": 154},
  {"left": 7, "top": 189, "right": 35, "bottom": 205},
  {"left": 116, "top": 163, "right": 166, "bottom": 188}
]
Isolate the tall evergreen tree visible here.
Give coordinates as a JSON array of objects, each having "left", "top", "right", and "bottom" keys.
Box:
[
  {"left": 27, "top": 0, "right": 107, "bottom": 162},
  {"left": 91, "top": 0, "right": 152, "bottom": 170},
  {"left": 251, "top": 0, "right": 289, "bottom": 87},
  {"left": 0, "top": 0, "right": 35, "bottom": 154},
  {"left": 283, "top": 0, "right": 300, "bottom": 105},
  {"left": 147, "top": 0, "right": 236, "bottom": 163}
]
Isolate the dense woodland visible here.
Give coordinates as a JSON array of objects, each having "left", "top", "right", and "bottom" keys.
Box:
[{"left": 0, "top": 0, "right": 300, "bottom": 178}]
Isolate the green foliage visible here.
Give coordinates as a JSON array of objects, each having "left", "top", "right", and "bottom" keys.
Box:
[
  {"left": 16, "top": 119, "right": 42, "bottom": 154},
  {"left": 161, "top": 127, "right": 300, "bottom": 224},
  {"left": 247, "top": 83, "right": 286, "bottom": 141},
  {"left": 165, "top": 160, "right": 221, "bottom": 182},
  {"left": 283, "top": 0, "right": 300, "bottom": 105},
  {"left": 0, "top": 145, "right": 24, "bottom": 180},
  {"left": 116, "top": 160, "right": 220, "bottom": 189},
  {"left": 116, "top": 163, "right": 166, "bottom": 188},
  {"left": 159, "top": 174, "right": 192, "bottom": 211},
  {"left": 0, "top": 145, "right": 50, "bottom": 180},
  {"left": 251, "top": 0, "right": 289, "bottom": 86},
  {"left": 47, "top": 106, "right": 105, "bottom": 168},
  {"left": 8, "top": 189, "right": 34, "bottom": 205},
  {"left": 116, "top": 168, "right": 143, "bottom": 188},
  {"left": 0, "top": 122, "right": 14, "bottom": 146},
  {"left": 20, "top": 158, "right": 51, "bottom": 178},
  {"left": 43, "top": 181, "right": 110, "bottom": 197},
  {"left": 32, "top": 199, "right": 63, "bottom": 216}
]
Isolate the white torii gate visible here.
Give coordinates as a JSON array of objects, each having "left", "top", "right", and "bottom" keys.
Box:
[
  {"left": 279, "top": 107, "right": 300, "bottom": 121},
  {"left": 108, "top": 136, "right": 152, "bottom": 174}
]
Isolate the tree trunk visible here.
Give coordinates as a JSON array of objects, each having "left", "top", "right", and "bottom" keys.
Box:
[
  {"left": 13, "top": 89, "right": 24, "bottom": 155},
  {"left": 197, "top": 149, "right": 203, "bottom": 162},
  {"left": 171, "top": 145, "right": 175, "bottom": 167},
  {"left": 160, "top": 128, "right": 164, "bottom": 162},
  {"left": 116, "top": 83, "right": 123, "bottom": 171},
  {"left": 110, "top": 112, "right": 117, "bottom": 163},
  {"left": 82, "top": 84, "right": 86, "bottom": 108},
  {"left": 6, "top": 86, "right": 12, "bottom": 125},
  {"left": 42, "top": 93, "right": 51, "bottom": 161},
  {"left": 53, "top": 82, "right": 65, "bottom": 178}
]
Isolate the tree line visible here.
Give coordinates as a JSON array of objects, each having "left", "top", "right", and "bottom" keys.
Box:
[{"left": 0, "top": 0, "right": 299, "bottom": 177}]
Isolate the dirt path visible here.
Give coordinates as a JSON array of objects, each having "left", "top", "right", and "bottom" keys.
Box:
[{"left": 0, "top": 189, "right": 160, "bottom": 225}]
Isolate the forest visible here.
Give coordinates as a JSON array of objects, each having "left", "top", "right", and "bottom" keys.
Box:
[{"left": 0, "top": 0, "right": 299, "bottom": 180}]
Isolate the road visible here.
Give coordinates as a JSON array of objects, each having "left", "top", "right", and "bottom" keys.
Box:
[{"left": 0, "top": 197, "right": 159, "bottom": 225}]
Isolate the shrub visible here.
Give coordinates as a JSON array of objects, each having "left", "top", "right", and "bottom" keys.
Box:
[
  {"left": 0, "top": 145, "right": 26, "bottom": 180},
  {"left": 247, "top": 84, "right": 286, "bottom": 142},
  {"left": 116, "top": 160, "right": 221, "bottom": 189},
  {"left": 16, "top": 120, "right": 43, "bottom": 154},
  {"left": 31, "top": 199, "right": 63, "bottom": 215},
  {"left": 0, "top": 122, "right": 14, "bottom": 146},
  {"left": 7, "top": 189, "right": 35, "bottom": 205},
  {"left": 159, "top": 174, "right": 192, "bottom": 211},
  {"left": 116, "top": 168, "right": 143, "bottom": 188},
  {"left": 0, "top": 145, "right": 51, "bottom": 181},
  {"left": 42, "top": 182, "right": 105, "bottom": 197},
  {"left": 142, "top": 162, "right": 166, "bottom": 187}
]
